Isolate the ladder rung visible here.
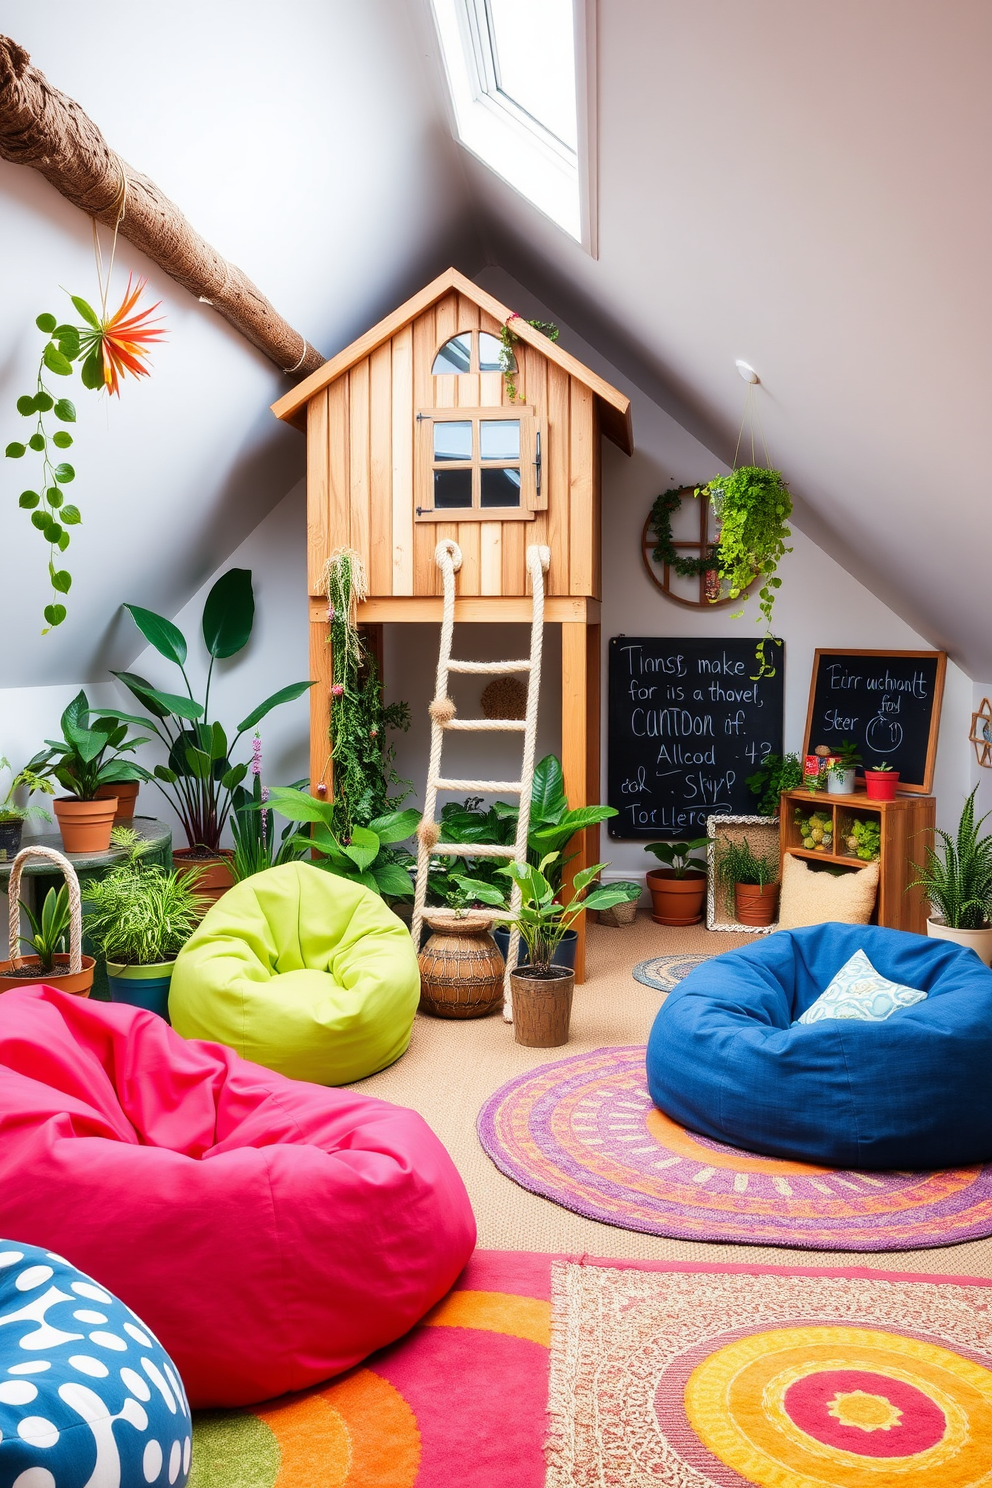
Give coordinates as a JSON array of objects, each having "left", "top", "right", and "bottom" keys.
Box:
[
  {"left": 447, "top": 660, "right": 531, "bottom": 674},
  {"left": 431, "top": 843, "right": 519, "bottom": 859},
  {"left": 443, "top": 719, "right": 526, "bottom": 731},
  {"left": 433, "top": 778, "right": 522, "bottom": 793}
]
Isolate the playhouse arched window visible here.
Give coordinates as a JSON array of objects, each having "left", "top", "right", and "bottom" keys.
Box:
[{"left": 431, "top": 330, "right": 515, "bottom": 375}]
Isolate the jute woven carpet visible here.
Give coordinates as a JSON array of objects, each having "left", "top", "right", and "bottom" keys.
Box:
[
  {"left": 355, "top": 915, "right": 992, "bottom": 1277},
  {"left": 478, "top": 1046, "right": 992, "bottom": 1249},
  {"left": 546, "top": 1259, "right": 992, "bottom": 1487}
]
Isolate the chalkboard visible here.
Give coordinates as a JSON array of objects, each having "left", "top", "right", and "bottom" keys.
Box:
[
  {"left": 803, "top": 649, "right": 946, "bottom": 793},
  {"left": 607, "top": 637, "right": 785, "bottom": 839}
]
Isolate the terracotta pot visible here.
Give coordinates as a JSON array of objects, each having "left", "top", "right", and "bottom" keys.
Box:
[
  {"left": 510, "top": 966, "right": 574, "bottom": 1048},
  {"left": 95, "top": 780, "right": 139, "bottom": 823},
  {"left": 172, "top": 848, "right": 235, "bottom": 909},
  {"left": 418, "top": 912, "right": 504, "bottom": 1019},
  {"left": 865, "top": 771, "right": 899, "bottom": 801},
  {"left": 53, "top": 797, "right": 117, "bottom": 854},
  {"left": 734, "top": 881, "right": 780, "bottom": 927},
  {"left": 0, "top": 954, "right": 94, "bottom": 996},
  {"left": 646, "top": 868, "right": 707, "bottom": 927},
  {"left": 926, "top": 917, "right": 992, "bottom": 967}
]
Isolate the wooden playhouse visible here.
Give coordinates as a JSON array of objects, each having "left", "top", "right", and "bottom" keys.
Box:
[{"left": 272, "top": 267, "right": 632, "bottom": 976}]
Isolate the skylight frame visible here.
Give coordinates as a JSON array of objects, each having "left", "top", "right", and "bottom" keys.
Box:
[{"left": 428, "top": 0, "right": 598, "bottom": 253}]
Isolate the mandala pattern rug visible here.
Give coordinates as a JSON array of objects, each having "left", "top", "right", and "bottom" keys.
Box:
[
  {"left": 476, "top": 1047, "right": 992, "bottom": 1250},
  {"left": 632, "top": 953, "right": 709, "bottom": 991},
  {"left": 189, "top": 1250, "right": 552, "bottom": 1487},
  {"left": 546, "top": 1260, "right": 992, "bottom": 1488}
]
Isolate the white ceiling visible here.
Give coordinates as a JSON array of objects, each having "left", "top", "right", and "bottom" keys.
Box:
[
  {"left": 436, "top": 0, "right": 992, "bottom": 677},
  {"left": 3, "top": 0, "right": 990, "bottom": 689}
]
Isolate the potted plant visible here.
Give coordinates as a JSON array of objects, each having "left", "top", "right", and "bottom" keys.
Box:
[
  {"left": 865, "top": 761, "right": 900, "bottom": 801},
  {"left": 695, "top": 466, "right": 792, "bottom": 678},
  {"left": 230, "top": 751, "right": 310, "bottom": 883},
  {"left": 29, "top": 691, "right": 151, "bottom": 854},
  {"left": 746, "top": 751, "right": 802, "bottom": 816},
  {"left": 910, "top": 787, "right": 992, "bottom": 965},
  {"left": 81, "top": 831, "right": 205, "bottom": 1019},
  {"left": 0, "top": 760, "right": 54, "bottom": 861},
  {"left": 643, "top": 838, "right": 709, "bottom": 925},
  {"left": 826, "top": 739, "right": 862, "bottom": 796},
  {"left": 0, "top": 846, "right": 94, "bottom": 994},
  {"left": 108, "top": 568, "right": 315, "bottom": 900},
  {"left": 487, "top": 856, "right": 638, "bottom": 1047},
  {"left": 716, "top": 835, "right": 780, "bottom": 927}
]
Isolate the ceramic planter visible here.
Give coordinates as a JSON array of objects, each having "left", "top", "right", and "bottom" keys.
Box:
[
  {"left": 95, "top": 780, "right": 140, "bottom": 823},
  {"left": 734, "top": 881, "right": 780, "bottom": 927},
  {"left": 0, "top": 819, "right": 23, "bottom": 863},
  {"left": 865, "top": 771, "right": 899, "bottom": 801},
  {"left": 827, "top": 769, "right": 857, "bottom": 795},
  {"left": 493, "top": 925, "right": 578, "bottom": 970},
  {"left": 510, "top": 966, "right": 574, "bottom": 1047},
  {"left": 0, "top": 954, "right": 94, "bottom": 996},
  {"left": 105, "top": 959, "right": 176, "bottom": 1020},
  {"left": 646, "top": 868, "right": 707, "bottom": 926},
  {"left": 417, "top": 912, "right": 504, "bottom": 1019},
  {"left": 53, "top": 797, "right": 117, "bottom": 854},
  {"left": 172, "top": 848, "right": 235, "bottom": 909},
  {"left": 926, "top": 917, "right": 992, "bottom": 967}
]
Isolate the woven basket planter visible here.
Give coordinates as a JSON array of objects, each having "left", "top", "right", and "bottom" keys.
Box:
[
  {"left": 597, "top": 900, "right": 638, "bottom": 928},
  {"left": 0, "top": 844, "right": 94, "bottom": 995}
]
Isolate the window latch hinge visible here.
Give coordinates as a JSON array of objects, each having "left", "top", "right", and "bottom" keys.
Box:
[{"left": 416, "top": 412, "right": 431, "bottom": 423}]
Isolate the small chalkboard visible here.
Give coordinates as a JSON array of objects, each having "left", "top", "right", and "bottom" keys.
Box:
[
  {"left": 803, "top": 650, "right": 946, "bottom": 793},
  {"left": 607, "top": 637, "right": 785, "bottom": 839}
]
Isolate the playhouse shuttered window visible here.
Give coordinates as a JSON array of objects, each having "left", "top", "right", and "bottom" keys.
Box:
[{"left": 416, "top": 406, "right": 543, "bottom": 520}]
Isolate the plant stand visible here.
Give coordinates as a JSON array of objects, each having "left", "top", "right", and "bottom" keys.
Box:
[{"left": 779, "top": 787, "right": 935, "bottom": 933}]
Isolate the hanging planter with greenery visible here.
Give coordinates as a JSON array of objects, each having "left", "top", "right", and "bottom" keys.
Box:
[
  {"left": 322, "top": 549, "right": 412, "bottom": 839},
  {"left": 695, "top": 466, "right": 792, "bottom": 678}
]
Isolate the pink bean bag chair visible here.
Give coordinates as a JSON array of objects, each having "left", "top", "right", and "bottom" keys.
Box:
[{"left": 0, "top": 987, "right": 476, "bottom": 1407}]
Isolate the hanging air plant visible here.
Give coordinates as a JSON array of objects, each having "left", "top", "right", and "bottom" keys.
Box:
[{"left": 5, "top": 165, "right": 166, "bottom": 636}]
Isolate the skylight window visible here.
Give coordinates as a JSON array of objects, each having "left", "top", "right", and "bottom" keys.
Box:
[{"left": 429, "top": 0, "right": 595, "bottom": 248}]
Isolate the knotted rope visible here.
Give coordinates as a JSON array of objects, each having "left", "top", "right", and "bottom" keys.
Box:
[{"left": 6, "top": 845, "right": 83, "bottom": 973}]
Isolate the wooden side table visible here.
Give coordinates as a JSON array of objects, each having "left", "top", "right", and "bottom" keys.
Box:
[
  {"left": 0, "top": 818, "right": 173, "bottom": 1000},
  {"left": 779, "top": 789, "right": 935, "bottom": 933}
]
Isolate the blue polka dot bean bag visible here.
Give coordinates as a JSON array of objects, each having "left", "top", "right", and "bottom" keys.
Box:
[{"left": 0, "top": 1241, "right": 190, "bottom": 1488}]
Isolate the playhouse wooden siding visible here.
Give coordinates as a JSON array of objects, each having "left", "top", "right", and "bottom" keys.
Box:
[{"left": 304, "top": 289, "right": 601, "bottom": 601}]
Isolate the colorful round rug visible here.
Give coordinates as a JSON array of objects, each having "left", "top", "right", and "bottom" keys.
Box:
[
  {"left": 632, "top": 954, "right": 709, "bottom": 991},
  {"left": 477, "top": 1047, "right": 992, "bottom": 1250}
]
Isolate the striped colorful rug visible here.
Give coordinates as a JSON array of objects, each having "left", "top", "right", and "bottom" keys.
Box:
[
  {"left": 189, "top": 1253, "right": 992, "bottom": 1487},
  {"left": 477, "top": 1047, "right": 992, "bottom": 1249}
]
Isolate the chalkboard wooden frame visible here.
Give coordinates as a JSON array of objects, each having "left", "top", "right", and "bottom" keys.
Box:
[{"left": 803, "top": 649, "right": 946, "bottom": 794}]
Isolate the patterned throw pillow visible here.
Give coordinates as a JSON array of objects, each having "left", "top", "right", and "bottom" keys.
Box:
[
  {"left": 0, "top": 1239, "right": 190, "bottom": 1487},
  {"left": 796, "top": 949, "right": 927, "bottom": 1025}
]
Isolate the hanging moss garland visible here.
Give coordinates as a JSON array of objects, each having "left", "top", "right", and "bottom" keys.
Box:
[{"left": 322, "top": 549, "right": 412, "bottom": 838}]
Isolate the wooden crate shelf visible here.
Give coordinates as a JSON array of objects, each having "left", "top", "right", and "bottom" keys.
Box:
[{"left": 779, "top": 788, "right": 935, "bottom": 934}]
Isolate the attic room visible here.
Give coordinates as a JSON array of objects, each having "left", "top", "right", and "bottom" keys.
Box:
[{"left": 1, "top": 2, "right": 991, "bottom": 1484}]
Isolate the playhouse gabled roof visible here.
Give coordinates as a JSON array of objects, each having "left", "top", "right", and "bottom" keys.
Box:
[{"left": 271, "top": 266, "right": 633, "bottom": 454}]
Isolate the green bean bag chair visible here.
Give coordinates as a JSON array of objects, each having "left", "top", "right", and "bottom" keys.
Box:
[{"left": 169, "top": 862, "right": 419, "bottom": 1085}]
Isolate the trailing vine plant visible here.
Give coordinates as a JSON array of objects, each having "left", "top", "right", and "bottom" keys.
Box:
[
  {"left": 6, "top": 199, "right": 165, "bottom": 634},
  {"left": 322, "top": 549, "right": 412, "bottom": 839},
  {"left": 499, "top": 314, "right": 560, "bottom": 402}
]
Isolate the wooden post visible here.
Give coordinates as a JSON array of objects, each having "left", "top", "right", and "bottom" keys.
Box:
[
  {"left": 561, "top": 621, "right": 599, "bottom": 983},
  {"left": 309, "top": 611, "right": 332, "bottom": 801}
]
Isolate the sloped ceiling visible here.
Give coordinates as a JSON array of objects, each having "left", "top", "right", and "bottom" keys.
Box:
[
  {"left": 0, "top": 0, "right": 480, "bottom": 687},
  {"left": 425, "top": 0, "right": 992, "bottom": 678}
]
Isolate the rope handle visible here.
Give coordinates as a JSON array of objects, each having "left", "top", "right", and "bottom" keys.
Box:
[{"left": 6, "top": 846, "right": 83, "bottom": 974}]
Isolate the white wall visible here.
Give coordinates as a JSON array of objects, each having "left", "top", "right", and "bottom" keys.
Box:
[{"left": 382, "top": 268, "right": 972, "bottom": 886}]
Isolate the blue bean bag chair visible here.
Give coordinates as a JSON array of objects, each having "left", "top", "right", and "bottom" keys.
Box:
[
  {"left": 646, "top": 923, "right": 992, "bottom": 1169},
  {"left": 0, "top": 1239, "right": 190, "bottom": 1488}
]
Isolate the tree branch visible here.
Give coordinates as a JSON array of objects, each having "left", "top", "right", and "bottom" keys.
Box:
[{"left": 0, "top": 34, "right": 325, "bottom": 377}]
